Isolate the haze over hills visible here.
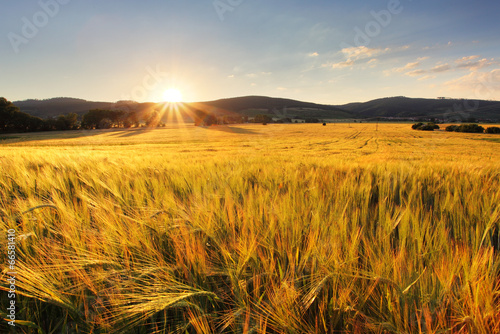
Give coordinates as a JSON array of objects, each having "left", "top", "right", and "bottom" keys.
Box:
[
  {"left": 12, "top": 96, "right": 500, "bottom": 122},
  {"left": 340, "top": 97, "right": 500, "bottom": 121}
]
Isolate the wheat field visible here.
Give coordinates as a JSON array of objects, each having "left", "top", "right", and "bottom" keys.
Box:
[{"left": 1, "top": 123, "right": 499, "bottom": 333}]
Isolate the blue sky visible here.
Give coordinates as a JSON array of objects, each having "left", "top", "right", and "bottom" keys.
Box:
[{"left": 1, "top": 0, "right": 499, "bottom": 104}]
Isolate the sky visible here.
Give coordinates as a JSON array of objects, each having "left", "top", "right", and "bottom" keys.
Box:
[{"left": 1, "top": 0, "right": 500, "bottom": 105}]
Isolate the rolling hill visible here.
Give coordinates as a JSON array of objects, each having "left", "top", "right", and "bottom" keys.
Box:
[
  {"left": 339, "top": 96, "right": 500, "bottom": 121},
  {"left": 11, "top": 96, "right": 500, "bottom": 122}
]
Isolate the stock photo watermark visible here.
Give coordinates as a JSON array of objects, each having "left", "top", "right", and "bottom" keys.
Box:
[
  {"left": 213, "top": 0, "right": 245, "bottom": 22},
  {"left": 7, "top": 0, "right": 71, "bottom": 54},
  {"left": 340, "top": 0, "right": 410, "bottom": 50},
  {"left": 475, "top": 70, "right": 500, "bottom": 101},
  {"left": 443, "top": 70, "right": 500, "bottom": 121},
  {"left": 120, "top": 65, "right": 169, "bottom": 102},
  {"left": 6, "top": 229, "right": 17, "bottom": 327}
]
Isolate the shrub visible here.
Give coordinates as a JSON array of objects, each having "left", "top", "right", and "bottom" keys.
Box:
[
  {"left": 445, "top": 124, "right": 484, "bottom": 133},
  {"left": 412, "top": 122, "right": 439, "bottom": 131},
  {"left": 255, "top": 114, "right": 272, "bottom": 124},
  {"left": 458, "top": 124, "right": 484, "bottom": 133},
  {"left": 412, "top": 122, "right": 424, "bottom": 130},
  {"left": 485, "top": 126, "right": 500, "bottom": 134}
]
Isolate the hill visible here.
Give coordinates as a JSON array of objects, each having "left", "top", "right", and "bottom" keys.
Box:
[
  {"left": 13, "top": 96, "right": 353, "bottom": 121},
  {"left": 11, "top": 96, "right": 500, "bottom": 122},
  {"left": 339, "top": 96, "right": 500, "bottom": 121},
  {"left": 197, "top": 95, "right": 352, "bottom": 119},
  {"left": 13, "top": 98, "right": 113, "bottom": 118}
]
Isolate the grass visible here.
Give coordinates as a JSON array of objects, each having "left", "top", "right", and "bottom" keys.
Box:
[
  {"left": 1, "top": 123, "right": 499, "bottom": 333},
  {"left": 477, "top": 138, "right": 500, "bottom": 144}
]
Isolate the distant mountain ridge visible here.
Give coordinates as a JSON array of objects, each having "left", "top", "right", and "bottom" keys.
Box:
[
  {"left": 339, "top": 96, "right": 500, "bottom": 121},
  {"left": 12, "top": 95, "right": 500, "bottom": 122},
  {"left": 13, "top": 98, "right": 114, "bottom": 118}
]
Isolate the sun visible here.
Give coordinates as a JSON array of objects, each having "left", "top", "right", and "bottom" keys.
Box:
[{"left": 162, "top": 88, "right": 183, "bottom": 103}]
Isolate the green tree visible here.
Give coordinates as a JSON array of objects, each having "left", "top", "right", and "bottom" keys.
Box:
[
  {"left": 0, "top": 97, "right": 45, "bottom": 132},
  {"left": 254, "top": 114, "right": 272, "bottom": 124},
  {"left": 412, "top": 122, "right": 439, "bottom": 131},
  {"left": 458, "top": 124, "right": 484, "bottom": 133},
  {"left": 485, "top": 127, "right": 500, "bottom": 134},
  {"left": 98, "top": 118, "right": 113, "bottom": 129},
  {"left": 0, "top": 98, "right": 20, "bottom": 131},
  {"left": 82, "top": 109, "right": 122, "bottom": 129}
]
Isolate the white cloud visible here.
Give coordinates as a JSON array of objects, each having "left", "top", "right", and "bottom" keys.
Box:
[
  {"left": 444, "top": 69, "right": 500, "bottom": 100},
  {"left": 394, "top": 61, "right": 419, "bottom": 73},
  {"left": 367, "top": 58, "right": 378, "bottom": 68},
  {"left": 331, "top": 59, "right": 355, "bottom": 69},
  {"left": 390, "top": 57, "right": 429, "bottom": 74},
  {"left": 417, "top": 75, "right": 436, "bottom": 81},
  {"left": 340, "top": 46, "right": 390, "bottom": 61},
  {"left": 326, "top": 46, "right": 390, "bottom": 70},
  {"left": 455, "top": 55, "right": 480, "bottom": 63},
  {"left": 308, "top": 52, "right": 319, "bottom": 57},
  {"left": 404, "top": 61, "right": 420, "bottom": 70},
  {"left": 455, "top": 57, "right": 497, "bottom": 71},
  {"left": 431, "top": 64, "right": 452, "bottom": 73},
  {"left": 422, "top": 42, "right": 453, "bottom": 51},
  {"left": 405, "top": 69, "right": 426, "bottom": 77},
  {"left": 245, "top": 71, "right": 272, "bottom": 78}
]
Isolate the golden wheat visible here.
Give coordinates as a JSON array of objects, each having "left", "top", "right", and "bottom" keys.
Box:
[{"left": 1, "top": 123, "right": 499, "bottom": 333}]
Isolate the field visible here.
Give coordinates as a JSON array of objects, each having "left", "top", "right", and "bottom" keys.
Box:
[{"left": 1, "top": 123, "right": 499, "bottom": 333}]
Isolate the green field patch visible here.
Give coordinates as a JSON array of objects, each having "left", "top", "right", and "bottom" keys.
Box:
[
  {"left": 0, "top": 136, "right": 21, "bottom": 141},
  {"left": 475, "top": 137, "right": 500, "bottom": 143}
]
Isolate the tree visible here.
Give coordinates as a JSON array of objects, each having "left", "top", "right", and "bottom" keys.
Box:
[
  {"left": 485, "top": 127, "right": 500, "bottom": 134},
  {"left": 0, "top": 97, "right": 45, "bottom": 132},
  {"left": 65, "top": 113, "right": 79, "bottom": 130},
  {"left": 0, "top": 98, "right": 20, "bottom": 131},
  {"left": 445, "top": 124, "right": 484, "bottom": 133},
  {"left": 98, "top": 118, "right": 113, "bottom": 129},
  {"left": 82, "top": 109, "right": 122, "bottom": 129},
  {"left": 146, "top": 110, "right": 161, "bottom": 127},
  {"left": 194, "top": 112, "right": 218, "bottom": 126},
  {"left": 412, "top": 122, "right": 424, "bottom": 130},
  {"left": 125, "top": 111, "right": 139, "bottom": 127},
  {"left": 254, "top": 114, "right": 272, "bottom": 124},
  {"left": 412, "top": 122, "right": 439, "bottom": 131},
  {"left": 457, "top": 124, "right": 484, "bottom": 133},
  {"left": 55, "top": 113, "right": 78, "bottom": 131},
  {"left": 81, "top": 110, "right": 102, "bottom": 129}
]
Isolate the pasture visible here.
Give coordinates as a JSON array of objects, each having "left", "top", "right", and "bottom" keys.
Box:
[{"left": 1, "top": 123, "right": 499, "bottom": 333}]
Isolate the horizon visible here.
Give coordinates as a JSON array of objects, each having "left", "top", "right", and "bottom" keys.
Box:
[
  {"left": 10, "top": 94, "right": 500, "bottom": 107},
  {"left": 2, "top": 1, "right": 500, "bottom": 104}
]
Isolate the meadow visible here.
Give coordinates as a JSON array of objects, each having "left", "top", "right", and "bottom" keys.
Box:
[{"left": 0, "top": 123, "right": 499, "bottom": 333}]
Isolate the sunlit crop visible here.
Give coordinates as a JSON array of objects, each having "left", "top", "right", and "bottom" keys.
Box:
[{"left": 1, "top": 123, "right": 499, "bottom": 333}]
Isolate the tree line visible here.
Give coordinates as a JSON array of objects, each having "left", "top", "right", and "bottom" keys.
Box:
[
  {"left": 2, "top": 97, "right": 327, "bottom": 133},
  {"left": 412, "top": 121, "right": 500, "bottom": 134},
  {"left": 0, "top": 97, "right": 77, "bottom": 132},
  {"left": 0, "top": 97, "right": 168, "bottom": 133}
]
